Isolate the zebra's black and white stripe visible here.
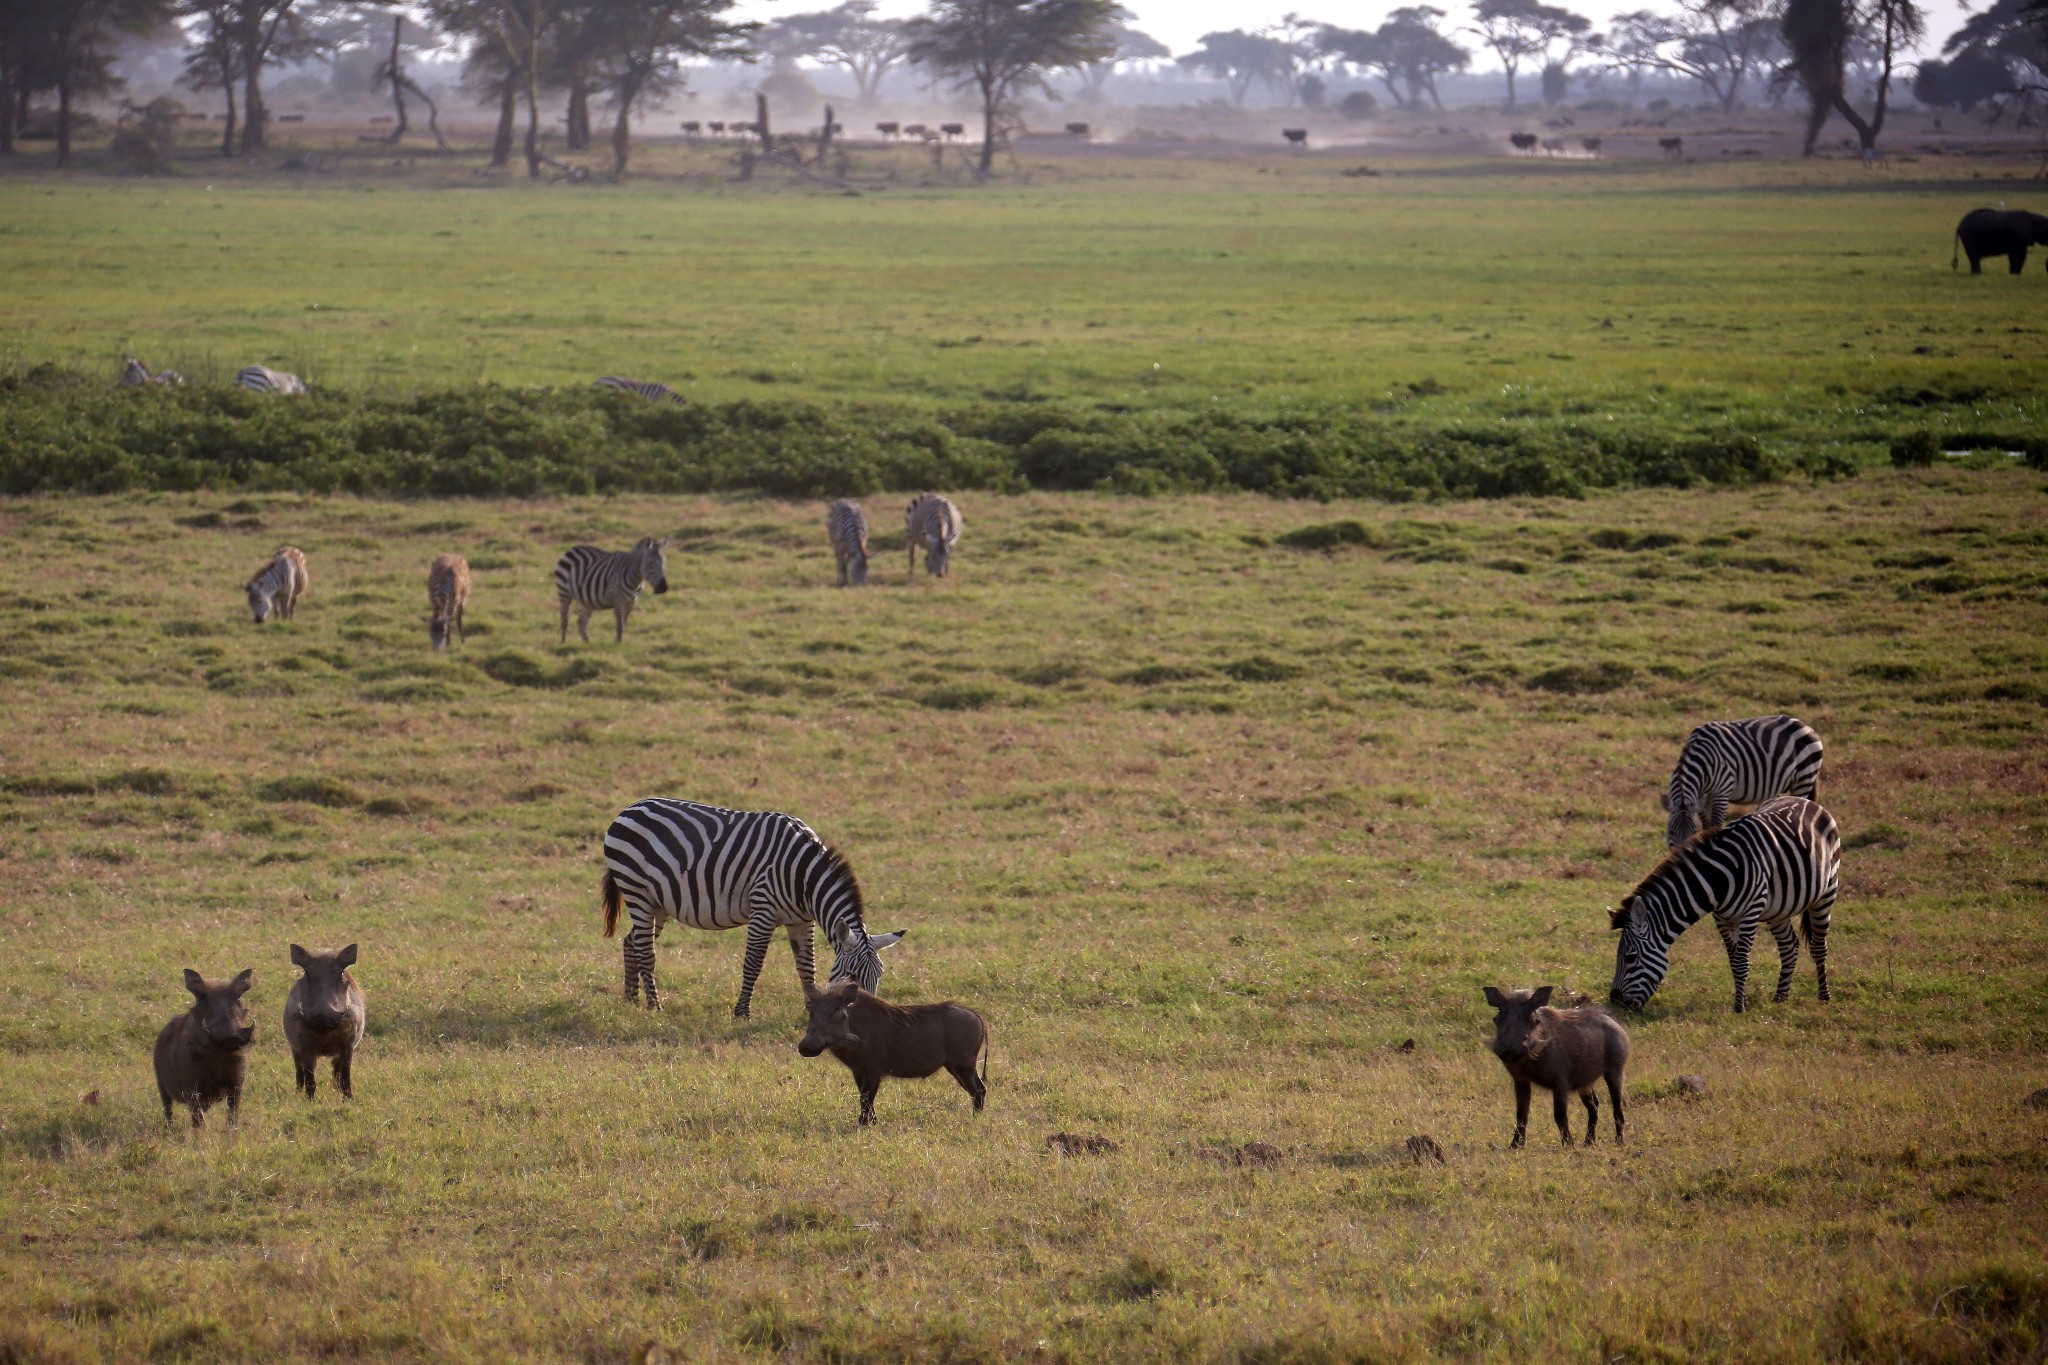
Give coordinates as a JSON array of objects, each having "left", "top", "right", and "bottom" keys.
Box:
[
  {"left": 905, "top": 493, "right": 961, "bottom": 578},
  {"left": 120, "top": 359, "right": 182, "bottom": 386},
  {"left": 1661, "top": 715, "right": 1823, "bottom": 847},
  {"left": 600, "top": 799, "right": 907, "bottom": 1016},
  {"left": 427, "top": 553, "right": 470, "bottom": 652},
  {"left": 1609, "top": 795, "right": 1840, "bottom": 1014},
  {"left": 237, "top": 365, "right": 308, "bottom": 395},
  {"left": 554, "top": 537, "right": 670, "bottom": 643},
  {"left": 246, "top": 546, "right": 308, "bottom": 624},
  {"left": 827, "top": 499, "right": 869, "bottom": 587},
  {"left": 594, "top": 376, "right": 683, "bottom": 403}
]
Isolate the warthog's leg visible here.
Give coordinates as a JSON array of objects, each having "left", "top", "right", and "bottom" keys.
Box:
[
  {"left": 1606, "top": 1070, "right": 1627, "bottom": 1146},
  {"left": 295, "top": 1056, "right": 316, "bottom": 1099},
  {"left": 1580, "top": 1089, "right": 1600, "bottom": 1146},
  {"left": 1551, "top": 1086, "right": 1573, "bottom": 1146},
  {"left": 948, "top": 1062, "right": 986, "bottom": 1112},
  {"left": 1512, "top": 1078, "right": 1531, "bottom": 1149},
  {"left": 333, "top": 1050, "right": 354, "bottom": 1101}
]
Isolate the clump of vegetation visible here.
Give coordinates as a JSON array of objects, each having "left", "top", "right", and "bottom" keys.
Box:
[
  {"left": 1891, "top": 431, "right": 1941, "bottom": 468},
  {"left": 252, "top": 775, "right": 362, "bottom": 807},
  {"left": 1525, "top": 661, "right": 1637, "bottom": 694}
]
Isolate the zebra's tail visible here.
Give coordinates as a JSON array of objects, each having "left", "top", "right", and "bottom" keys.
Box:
[{"left": 602, "top": 868, "right": 622, "bottom": 939}]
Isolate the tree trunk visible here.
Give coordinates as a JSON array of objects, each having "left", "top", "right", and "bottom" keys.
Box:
[
  {"left": 492, "top": 75, "right": 516, "bottom": 166},
  {"left": 523, "top": 60, "right": 542, "bottom": 178},
  {"left": 1503, "top": 61, "right": 1518, "bottom": 109},
  {"left": 221, "top": 80, "right": 237, "bottom": 157},
  {"left": 56, "top": 74, "right": 71, "bottom": 168},
  {"left": 611, "top": 72, "right": 640, "bottom": 175},
  {"left": 817, "top": 102, "right": 834, "bottom": 165},
  {"left": 241, "top": 22, "right": 267, "bottom": 154},
  {"left": 1799, "top": 89, "right": 1829, "bottom": 154},
  {"left": 977, "top": 75, "right": 996, "bottom": 178},
  {"left": 383, "top": 17, "right": 410, "bottom": 143},
  {"left": 567, "top": 73, "right": 589, "bottom": 150},
  {"left": 756, "top": 92, "right": 770, "bottom": 151},
  {"left": 0, "top": 34, "right": 15, "bottom": 155}
]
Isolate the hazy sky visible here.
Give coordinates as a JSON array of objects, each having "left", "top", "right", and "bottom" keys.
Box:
[{"left": 729, "top": 0, "right": 1977, "bottom": 68}]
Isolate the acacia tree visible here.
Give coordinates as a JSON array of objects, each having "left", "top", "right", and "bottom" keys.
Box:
[
  {"left": 1780, "top": 0, "right": 1923, "bottom": 154},
  {"left": 762, "top": 2, "right": 907, "bottom": 102},
  {"left": 1319, "top": 7, "right": 1468, "bottom": 109},
  {"left": 904, "top": 0, "right": 1117, "bottom": 179},
  {"left": 1465, "top": 0, "right": 1590, "bottom": 107},
  {"left": 24, "top": 0, "right": 168, "bottom": 165},
  {"left": 432, "top": 0, "right": 567, "bottom": 177},
  {"left": 1607, "top": 0, "right": 1782, "bottom": 110},
  {"left": 178, "top": 0, "right": 241, "bottom": 153},
  {"left": 585, "top": 0, "right": 749, "bottom": 174},
  {"left": 1075, "top": 19, "right": 1166, "bottom": 100},
  {"left": 1177, "top": 29, "right": 1298, "bottom": 106}
]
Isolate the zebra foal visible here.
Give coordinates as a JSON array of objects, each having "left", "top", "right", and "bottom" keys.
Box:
[
  {"left": 827, "top": 499, "right": 869, "bottom": 586},
  {"left": 600, "top": 798, "right": 907, "bottom": 1017},
  {"left": 237, "top": 365, "right": 308, "bottom": 395},
  {"left": 594, "top": 376, "right": 683, "bottom": 403},
  {"left": 120, "top": 359, "right": 182, "bottom": 386},
  {"left": 905, "top": 493, "right": 962, "bottom": 579},
  {"left": 554, "top": 537, "right": 670, "bottom": 643},
  {"left": 1609, "top": 795, "right": 1840, "bottom": 1014},
  {"left": 246, "top": 547, "right": 308, "bottom": 624},
  {"left": 1661, "top": 715, "right": 1823, "bottom": 847},
  {"left": 427, "top": 553, "right": 470, "bottom": 651}
]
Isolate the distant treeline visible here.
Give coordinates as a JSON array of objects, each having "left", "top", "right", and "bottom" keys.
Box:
[{"left": 1, "top": 367, "right": 2034, "bottom": 501}]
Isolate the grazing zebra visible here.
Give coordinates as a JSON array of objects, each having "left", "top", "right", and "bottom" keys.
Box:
[
  {"left": 593, "top": 376, "right": 683, "bottom": 404},
  {"left": 904, "top": 493, "right": 962, "bottom": 579},
  {"left": 827, "top": 499, "right": 869, "bottom": 587},
  {"left": 237, "top": 365, "right": 307, "bottom": 395},
  {"left": 1609, "top": 795, "right": 1840, "bottom": 1014},
  {"left": 1661, "top": 715, "right": 1823, "bottom": 848},
  {"left": 600, "top": 798, "right": 907, "bottom": 1016},
  {"left": 246, "top": 546, "right": 308, "bottom": 624},
  {"left": 554, "top": 537, "right": 670, "bottom": 643},
  {"left": 120, "top": 359, "right": 182, "bottom": 386},
  {"left": 426, "top": 553, "right": 470, "bottom": 651}
]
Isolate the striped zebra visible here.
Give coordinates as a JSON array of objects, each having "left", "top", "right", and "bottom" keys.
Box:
[
  {"left": 1661, "top": 715, "right": 1824, "bottom": 847},
  {"left": 120, "top": 359, "right": 182, "bottom": 386},
  {"left": 827, "top": 499, "right": 869, "bottom": 587},
  {"left": 237, "top": 365, "right": 308, "bottom": 395},
  {"left": 594, "top": 376, "right": 683, "bottom": 403},
  {"left": 427, "top": 553, "right": 470, "bottom": 651},
  {"left": 905, "top": 493, "right": 962, "bottom": 579},
  {"left": 600, "top": 799, "right": 907, "bottom": 1016},
  {"left": 246, "top": 546, "right": 308, "bottom": 624},
  {"left": 555, "top": 538, "right": 670, "bottom": 643},
  {"left": 1609, "top": 795, "right": 1840, "bottom": 1014}
]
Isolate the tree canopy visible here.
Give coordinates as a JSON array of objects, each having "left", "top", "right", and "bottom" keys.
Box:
[{"left": 904, "top": 0, "right": 1118, "bottom": 177}]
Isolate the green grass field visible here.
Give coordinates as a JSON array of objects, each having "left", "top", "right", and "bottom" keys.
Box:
[
  {"left": 2, "top": 148, "right": 2044, "bottom": 447},
  {"left": 1, "top": 470, "right": 2045, "bottom": 1362}
]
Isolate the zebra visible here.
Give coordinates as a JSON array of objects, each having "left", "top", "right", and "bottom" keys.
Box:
[
  {"left": 120, "top": 359, "right": 182, "bottom": 386},
  {"left": 237, "top": 365, "right": 307, "bottom": 395},
  {"left": 554, "top": 537, "right": 670, "bottom": 643},
  {"left": 1609, "top": 795, "right": 1840, "bottom": 1014},
  {"left": 593, "top": 376, "right": 683, "bottom": 404},
  {"left": 246, "top": 546, "right": 308, "bottom": 624},
  {"left": 1661, "top": 715, "right": 1823, "bottom": 848},
  {"left": 827, "top": 499, "right": 869, "bottom": 587},
  {"left": 600, "top": 798, "right": 907, "bottom": 1016},
  {"left": 427, "top": 553, "right": 470, "bottom": 651},
  {"left": 905, "top": 493, "right": 961, "bottom": 579}
]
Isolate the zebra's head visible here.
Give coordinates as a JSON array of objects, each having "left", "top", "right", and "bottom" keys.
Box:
[
  {"left": 849, "top": 545, "right": 869, "bottom": 586},
  {"left": 1607, "top": 895, "right": 1666, "bottom": 1009},
  {"left": 925, "top": 537, "right": 950, "bottom": 578},
  {"left": 638, "top": 537, "right": 672, "bottom": 595},
  {"left": 247, "top": 577, "right": 275, "bottom": 623},
  {"left": 121, "top": 359, "right": 149, "bottom": 385},
  {"left": 828, "top": 928, "right": 906, "bottom": 994}
]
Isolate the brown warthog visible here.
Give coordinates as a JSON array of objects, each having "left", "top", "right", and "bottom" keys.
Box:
[
  {"left": 797, "top": 981, "right": 987, "bottom": 1126},
  {"left": 285, "top": 943, "right": 366, "bottom": 1100},
  {"left": 1483, "top": 986, "right": 1630, "bottom": 1148},
  {"left": 154, "top": 968, "right": 256, "bottom": 1128}
]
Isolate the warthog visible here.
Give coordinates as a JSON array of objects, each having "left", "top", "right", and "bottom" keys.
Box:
[
  {"left": 154, "top": 968, "right": 256, "bottom": 1128},
  {"left": 797, "top": 981, "right": 987, "bottom": 1126},
  {"left": 285, "top": 943, "right": 366, "bottom": 1100},
  {"left": 1483, "top": 986, "right": 1630, "bottom": 1148}
]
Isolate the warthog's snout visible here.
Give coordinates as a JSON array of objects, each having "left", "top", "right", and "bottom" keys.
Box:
[
  {"left": 304, "top": 1011, "right": 348, "bottom": 1032},
  {"left": 798, "top": 1040, "right": 824, "bottom": 1057}
]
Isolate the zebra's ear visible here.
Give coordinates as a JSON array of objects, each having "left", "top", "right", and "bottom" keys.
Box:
[
  {"left": 1608, "top": 899, "right": 1632, "bottom": 931},
  {"left": 870, "top": 930, "right": 907, "bottom": 951},
  {"left": 1483, "top": 986, "right": 1507, "bottom": 1009},
  {"left": 1657, "top": 790, "right": 1670, "bottom": 812}
]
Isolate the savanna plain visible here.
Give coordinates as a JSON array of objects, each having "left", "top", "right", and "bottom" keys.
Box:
[{"left": 0, "top": 150, "right": 2046, "bottom": 1364}]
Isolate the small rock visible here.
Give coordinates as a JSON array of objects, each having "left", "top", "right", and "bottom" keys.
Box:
[
  {"left": 1235, "top": 1141, "right": 1283, "bottom": 1167},
  {"left": 2024, "top": 1087, "right": 2048, "bottom": 1111},
  {"left": 1396, "top": 1038, "right": 1416, "bottom": 1053},
  {"left": 1405, "top": 1134, "right": 1446, "bottom": 1165},
  {"left": 1676, "top": 1074, "right": 1709, "bottom": 1097},
  {"left": 1047, "top": 1131, "right": 1118, "bottom": 1156}
]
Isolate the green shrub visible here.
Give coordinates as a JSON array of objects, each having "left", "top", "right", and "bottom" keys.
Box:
[
  {"left": 1525, "top": 661, "right": 1636, "bottom": 694},
  {"left": 253, "top": 775, "right": 362, "bottom": 807},
  {"left": 1891, "top": 431, "right": 1940, "bottom": 467}
]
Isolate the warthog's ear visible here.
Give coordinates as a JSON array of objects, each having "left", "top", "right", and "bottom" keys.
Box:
[
  {"left": 1657, "top": 790, "right": 1670, "bottom": 812},
  {"left": 870, "top": 930, "right": 907, "bottom": 951},
  {"left": 229, "top": 969, "right": 254, "bottom": 995},
  {"left": 835, "top": 980, "right": 861, "bottom": 1002},
  {"left": 183, "top": 968, "right": 206, "bottom": 995},
  {"left": 1530, "top": 986, "right": 1554, "bottom": 1009},
  {"left": 336, "top": 943, "right": 358, "bottom": 969},
  {"left": 289, "top": 943, "right": 311, "bottom": 969},
  {"left": 1483, "top": 986, "right": 1507, "bottom": 1009}
]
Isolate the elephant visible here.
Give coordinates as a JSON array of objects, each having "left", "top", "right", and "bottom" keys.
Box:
[{"left": 1952, "top": 208, "right": 2048, "bottom": 275}]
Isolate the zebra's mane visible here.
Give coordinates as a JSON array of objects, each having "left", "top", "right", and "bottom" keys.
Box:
[
  {"left": 1621, "top": 825, "right": 1722, "bottom": 909},
  {"left": 819, "top": 845, "right": 867, "bottom": 931}
]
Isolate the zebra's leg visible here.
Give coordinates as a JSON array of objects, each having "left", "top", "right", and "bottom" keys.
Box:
[
  {"left": 623, "top": 920, "right": 660, "bottom": 1008},
  {"left": 1551, "top": 1086, "right": 1572, "bottom": 1146},
  {"left": 1770, "top": 920, "right": 1801, "bottom": 1003},
  {"left": 1511, "top": 1078, "right": 1531, "bottom": 1148},
  {"left": 788, "top": 921, "right": 817, "bottom": 993},
  {"left": 455, "top": 604, "right": 465, "bottom": 646},
  {"left": 1727, "top": 914, "right": 1759, "bottom": 1013},
  {"left": 1606, "top": 1071, "right": 1626, "bottom": 1146},
  {"left": 1580, "top": 1090, "right": 1599, "bottom": 1146},
  {"left": 1805, "top": 902, "right": 1833, "bottom": 1002},
  {"left": 558, "top": 595, "right": 570, "bottom": 644},
  {"left": 576, "top": 606, "right": 593, "bottom": 644},
  {"left": 734, "top": 914, "right": 777, "bottom": 1019},
  {"left": 614, "top": 601, "right": 629, "bottom": 643}
]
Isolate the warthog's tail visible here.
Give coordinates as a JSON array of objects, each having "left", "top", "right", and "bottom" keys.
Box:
[
  {"left": 979, "top": 1027, "right": 990, "bottom": 1090},
  {"left": 1953, "top": 230, "right": 1961, "bottom": 271},
  {"left": 602, "top": 868, "right": 622, "bottom": 939}
]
